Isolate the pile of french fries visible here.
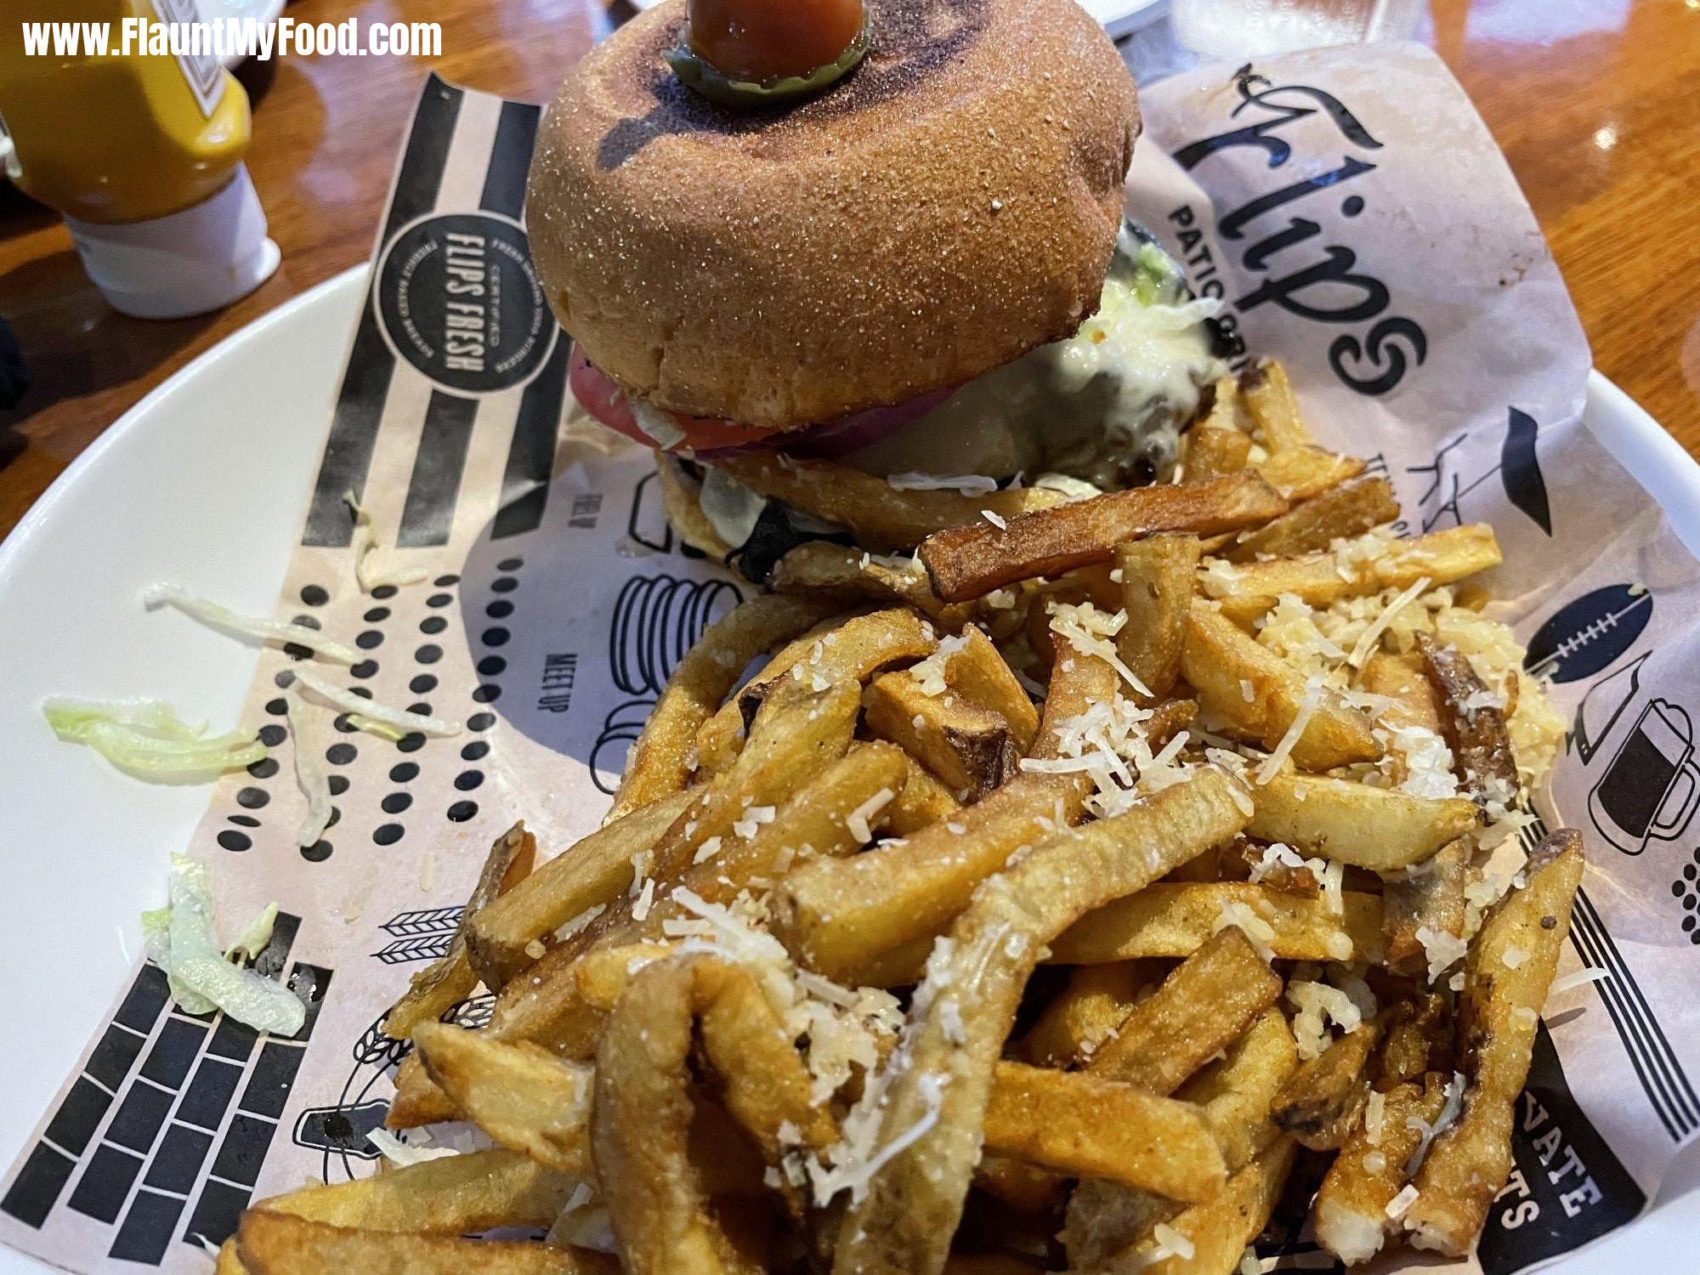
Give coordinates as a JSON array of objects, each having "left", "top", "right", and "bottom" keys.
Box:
[{"left": 220, "top": 361, "right": 1584, "bottom": 1275}]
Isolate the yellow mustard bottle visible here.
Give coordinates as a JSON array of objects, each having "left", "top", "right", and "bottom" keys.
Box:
[{"left": 0, "top": 0, "right": 279, "bottom": 317}]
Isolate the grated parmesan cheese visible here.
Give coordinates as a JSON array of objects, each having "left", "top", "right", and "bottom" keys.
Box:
[
  {"left": 1549, "top": 967, "right": 1608, "bottom": 996},
  {"left": 981, "top": 510, "right": 1008, "bottom": 530},
  {"left": 1215, "top": 899, "right": 1277, "bottom": 964},
  {"left": 1365, "top": 1090, "right": 1387, "bottom": 1145},
  {"left": 846, "top": 788, "right": 896, "bottom": 843},
  {"left": 909, "top": 634, "right": 969, "bottom": 697},
  {"left": 1502, "top": 946, "right": 1530, "bottom": 970},
  {"left": 1415, "top": 925, "right": 1468, "bottom": 986},
  {"left": 1256, "top": 676, "right": 1323, "bottom": 784},
  {"left": 1385, "top": 1184, "right": 1420, "bottom": 1220},
  {"left": 1150, "top": 1222, "right": 1196, "bottom": 1262},
  {"left": 1047, "top": 600, "right": 1152, "bottom": 698}
]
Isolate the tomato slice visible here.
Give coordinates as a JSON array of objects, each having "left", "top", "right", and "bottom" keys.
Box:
[{"left": 567, "top": 347, "right": 795, "bottom": 453}]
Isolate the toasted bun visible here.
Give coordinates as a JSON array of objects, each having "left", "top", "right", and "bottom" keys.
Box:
[{"left": 527, "top": 0, "right": 1139, "bottom": 432}]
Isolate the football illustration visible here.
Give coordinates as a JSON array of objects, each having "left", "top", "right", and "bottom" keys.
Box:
[{"left": 1524, "top": 583, "right": 1653, "bottom": 684}]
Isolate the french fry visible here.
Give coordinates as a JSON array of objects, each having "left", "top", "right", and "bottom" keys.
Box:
[
  {"left": 1382, "top": 839, "right": 1469, "bottom": 978},
  {"left": 971, "top": 1156, "right": 1068, "bottom": 1214},
  {"left": 1182, "top": 602, "right": 1382, "bottom": 769},
  {"left": 1239, "top": 359, "right": 1310, "bottom": 452},
  {"left": 608, "top": 593, "right": 841, "bottom": 818},
  {"left": 833, "top": 770, "right": 1252, "bottom": 1274},
  {"left": 1314, "top": 1074, "right": 1452, "bottom": 1265},
  {"left": 252, "top": 1148, "right": 577, "bottom": 1233},
  {"left": 1256, "top": 445, "right": 1365, "bottom": 502},
  {"left": 983, "top": 1061, "right": 1226, "bottom": 1201},
  {"left": 718, "top": 452, "right": 1062, "bottom": 552},
  {"left": 1201, "top": 525, "right": 1502, "bottom": 627},
  {"left": 1376, "top": 993, "right": 1453, "bottom": 1085},
  {"left": 1022, "top": 961, "right": 1152, "bottom": 1067},
  {"left": 692, "top": 614, "right": 847, "bottom": 774},
  {"left": 592, "top": 959, "right": 762, "bottom": 1274},
  {"left": 1029, "top": 651, "right": 1119, "bottom": 760},
  {"left": 769, "top": 540, "right": 978, "bottom": 627},
  {"left": 876, "top": 742, "right": 963, "bottom": 832},
  {"left": 490, "top": 729, "right": 899, "bottom": 1058},
  {"left": 486, "top": 684, "right": 860, "bottom": 1058},
  {"left": 771, "top": 773, "right": 1085, "bottom": 984},
  {"left": 926, "top": 625, "right": 1041, "bottom": 749},
  {"left": 1248, "top": 772, "right": 1478, "bottom": 871},
  {"left": 384, "top": 823, "right": 536, "bottom": 1037},
  {"left": 1418, "top": 634, "right": 1520, "bottom": 809},
  {"left": 863, "top": 669, "right": 1019, "bottom": 795},
  {"left": 1114, "top": 535, "right": 1201, "bottom": 700},
  {"left": 1225, "top": 475, "right": 1400, "bottom": 563},
  {"left": 467, "top": 793, "right": 694, "bottom": 990},
  {"left": 1062, "top": 1010, "right": 1297, "bottom": 1270},
  {"left": 235, "top": 1211, "right": 615, "bottom": 1275},
  {"left": 410, "top": 1024, "right": 593, "bottom": 1174},
  {"left": 1097, "top": 1140, "right": 1296, "bottom": 1275},
  {"left": 735, "top": 607, "right": 937, "bottom": 730},
  {"left": 1049, "top": 882, "right": 1383, "bottom": 965},
  {"left": 1361, "top": 650, "right": 1443, "bottom": 735},
  {"left": 1084, "top": 927, "right": 1283, "bottom": 1095},
  {"left": 1406, "top": 830, "right": 1585, "bottom": 1256},
  {"left": 1269, "top": 1022, "right": 1380, "bottom": 1150},
  {"left": 918, "top": 473, "right": 1289, "bottom": 602},
  {"left": 1183, "top": 425, "right": 1251, "bottom": 483},
  {"left": 1217, "top": 839, "right": 1319, "bottom": 897}
]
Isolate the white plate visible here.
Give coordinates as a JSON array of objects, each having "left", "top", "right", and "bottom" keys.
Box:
[{"left": 2, "top": 268, "right": 1699, "bottom": 1272}]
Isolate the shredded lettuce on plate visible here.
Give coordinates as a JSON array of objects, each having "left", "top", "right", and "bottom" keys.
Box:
[
  {"left": 142, "top": 583, "right": 359, "bottom": 664},
  {"left": 43, "top": 697, "right": 266, "bottom": 781},
  {"left": 283, "top": 687, "right": 334, "bottom": 847},
  {"left": 343, "top": 492, "right": 428, "bottom": 593},
  {"left": 143, "top": 856, "right": 305, "bottom": 1037},
  {"left": 290, "top": 666, "right": 463, "bottom": 737}
]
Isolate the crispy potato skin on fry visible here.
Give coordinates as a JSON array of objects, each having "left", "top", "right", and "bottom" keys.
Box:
[
  {"left": 769, "top": 541, "right": 978, "bottom": 627},
  {"left": 251, "top": 1148, "right": 577, "bottom": 1233},
  {"left": 609, "top": 594, "right": 842, "bottom": 819},
  {"left": 384, "top": 823, "right": 535, "bottom": 1037},
  {"left": 918, "top": 473, "right": 1288, "bottom": 602},
  {"left": 235, "top": 1210, "right": 615, "bottom": 1275},
  {"left": 1225, "top": 475, "right": 1400, "bottom": 563},
  {"left": 1114, "top": 535, "right": 1201, "bottom": 700},
  {"left": 1315, "top": 1075, "right": 1450, "bottom": 1266},
  {"left": 411, "top": 1025, "right": 592, "bottom": 1173},
  {"left": 467, "top": 795, "right": 694, "bottom": 990},
  {"left": 1247, "top": 772, "right": 1479, "bottom": 872},
  {"left": 983, "top": 1061, "right": 1226, "bottom": 1200},
  {"left": 1418, "top": 634, "right": 1521, "bottom": 809},
  {"left": 1022, "top": 961, "right": 1152, "bottom": 1067},
  {"left": 593, "top": 960, "right": 765, "bottom": 1274},
  {"left": 1383, "top": 838, "right": 1470, "bottom": 977},
  {"left": 863, "top": 670, "right": 1018, "bottom": 796},
  {"left": 1182, "top": 602, "right": 1382, "bottom": 770},
  {"left": 1203, "top": 524, "right": 1502, "bottom": 627},
  {"left": 1085, "top": 927, "right": 1283, "bottom": 1095},
  {"left": 834, "top": 771, "right": 1251, "bottom": 1275},
  {"left": 771, "top": 773, "right": 1085, "bottom": 985},
  {"left": 1407, "top": 830, "right": 1586, "bottom": 1255},
  {"left": 1182, "top": 424, "right": 1251, "bottom": 482},
  {"left": 1099, "top": 1139, "right": 1297, "bottom": 1275},
  {"left": 719, "top": 453, "right": 1062, "bottom": 552},
  {"left": 1063, "top": 1009, "right": 1297, "bottom": 1269},
  {"left": 1050, "top": 882, "right": 1383, "bottom": 965},
  {"left": 1269, "top": 1023, "right": 1380, "bottom": 1150}
]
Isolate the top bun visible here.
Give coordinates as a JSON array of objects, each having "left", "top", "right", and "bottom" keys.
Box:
[{"left": 527, "top": 0, "right": 1139, "bottom": 433}]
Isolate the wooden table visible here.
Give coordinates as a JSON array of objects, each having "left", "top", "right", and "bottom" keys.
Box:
[{"left": 2, "top": 0, "right": 1696, "bottom": 536}]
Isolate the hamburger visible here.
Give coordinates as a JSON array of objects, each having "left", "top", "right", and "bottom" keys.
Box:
[{"left": 526, "top": 0, "right": 1232, "bottom": 580}]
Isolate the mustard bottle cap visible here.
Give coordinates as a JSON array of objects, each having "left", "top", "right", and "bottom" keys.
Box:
[{"left": 63, "top": 164, "right": 280, "bottom": 320}]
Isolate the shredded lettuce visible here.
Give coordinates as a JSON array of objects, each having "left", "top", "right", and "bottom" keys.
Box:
[
  {"left": 44, "top": 697, "right": 266, "bottom": 781},
  {"left": 143, "top": 583, "right": 359, "bottom": 664},
  {"left": 283, "top": 688, "right": 333, "bottom": 847},
  {"left": 223, "top": 902, "right": 279, "bottom": 963},
  {"left": 344, "top": 492, "right": 428, "bottom": 593},
  {"left": 290, "top": 667, "right": 463, "bottom": 737},
  {"left": 146, "top": 856, "right": 305, "bottom": 1037}
]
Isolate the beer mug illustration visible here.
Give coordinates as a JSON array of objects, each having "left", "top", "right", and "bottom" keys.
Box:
[{"left": 1588, "top": 699, "right": 1700, "bottom": 855}]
